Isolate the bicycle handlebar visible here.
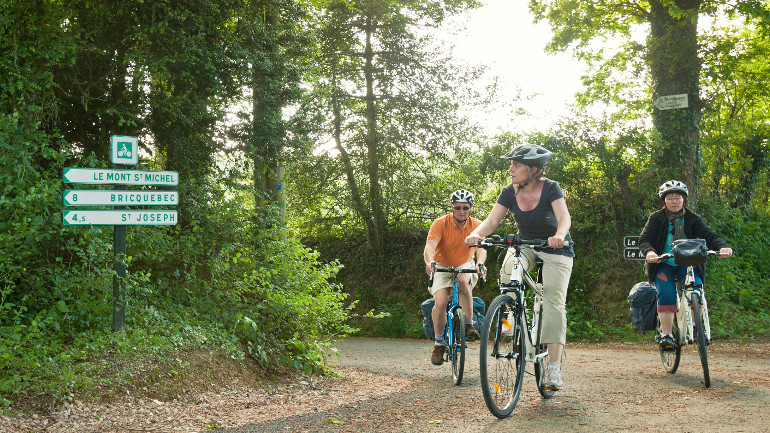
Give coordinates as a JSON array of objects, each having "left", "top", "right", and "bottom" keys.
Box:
[
  {"left": 471, "top": 234, "right": 570, "bottom": 249},
  {"left": 650, "top": 250, "right": 725, "bottom": 262},
  {"left": 428, "top": 261, "right": 486, "bottom": 286}
]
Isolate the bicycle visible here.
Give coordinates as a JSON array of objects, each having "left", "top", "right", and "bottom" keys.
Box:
[
  {"left": 651, "top": 248, "right": 725, "bottom": 388},
  {"left": 429, "top": 262, "right": 483, "bottom": 385},
  {"left": 472, "top": 234, "right": 568, "bottom": 418}
]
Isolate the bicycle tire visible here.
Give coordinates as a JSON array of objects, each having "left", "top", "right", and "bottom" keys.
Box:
[
  {"left": 532, "top": 301, "right": 555, "bottom": 399},
  {"left": 479, "top": 294, "right": 525, "bottom": 419},
  {"left": 657, "top": 316, "right": 681, "bottom": 374},
  {"left": 690, "top": 292, "right": 710, "bottom": 387},
  {"left": 451, "top": 308, "right": 465, "bottom": 385}
]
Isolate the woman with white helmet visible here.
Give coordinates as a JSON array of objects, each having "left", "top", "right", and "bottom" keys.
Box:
[
  {"left": 639, "top": 180, "right": 732, "bottom": 352},
  {"left": 464, "top": 143, "right": 574, "bottom": 391}
]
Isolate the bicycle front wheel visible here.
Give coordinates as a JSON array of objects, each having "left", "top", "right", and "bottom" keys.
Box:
[
  {"left": 479, "top": 294, "right": 525, "bottom": 419},
  {"left": 690, "top": 292, "right": 710, "bottom": 387},
  {"left": 657, "top": 316, "right": 681, "bottom": 374},
  {"left": 450, "top": 308, "right": 466, "bottom": 385}
]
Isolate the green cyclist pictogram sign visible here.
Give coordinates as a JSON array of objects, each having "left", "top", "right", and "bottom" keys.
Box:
[{"left": 111, "top": 135, "right": 138, "bottom": 165}]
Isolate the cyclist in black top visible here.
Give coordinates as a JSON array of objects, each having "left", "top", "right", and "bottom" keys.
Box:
[
  {"left": 638, "top": 180, "right": 732, "bottom": 351},
  {"left": 465, "top": 143, "right": 574, "bottom": 390}
]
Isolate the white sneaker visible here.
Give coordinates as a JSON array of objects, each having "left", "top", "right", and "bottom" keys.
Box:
[{"left": 547, "top": 363, "right": 564, "bottom": 390}]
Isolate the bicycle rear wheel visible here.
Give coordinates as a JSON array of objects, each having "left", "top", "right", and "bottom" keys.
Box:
[
  {"left": 450, "top": 308, "right": 465, "bottom": 385},
  {"left": 690, "top": 292, "right": 710, "bottom": 387},
  {"left": 479, "top": 294, "right": 525, "bottom": 419},
  {"left": 657, "top": 316, "right": 681, "bottom": 374}
]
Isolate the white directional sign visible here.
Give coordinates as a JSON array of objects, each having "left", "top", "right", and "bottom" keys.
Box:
[
  {"left": 63, "top": 210, "right": 178, "bottom": 226},
  {"left": 653, "top": 94, "right": 688, "bottom": 110},
  {"left": 63, "top": 190, "right": 178, "bottom": 206},
  {"left": 63, "top": 168, "right": 179, "bottom": 186}
]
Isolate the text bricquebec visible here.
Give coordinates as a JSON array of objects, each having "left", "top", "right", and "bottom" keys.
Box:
[{"left": 111, "top": 193, "right": 177, "bottom": 204}]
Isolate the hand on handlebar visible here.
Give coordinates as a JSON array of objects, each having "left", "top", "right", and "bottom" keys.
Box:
[
  {"left": 719, "top": 247, "right": 733, "bottom": 258},
  {"left": 645, "top": 251, "right": 661, "bottom": 263},
  {"left": 477, "top": 262, "right": 487, "bottom": 282},
  {"left": 464, "top": 233, "right": 482, "bottom": 246},
  {"left": 547, "top": 235, "right": 566, "bottom": 249},
  {"left": 425, "top": 261, "right": 436, "bottom": 277}
]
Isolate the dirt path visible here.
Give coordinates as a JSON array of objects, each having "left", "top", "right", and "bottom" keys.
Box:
[
  {"left": 4, "top": 338, "right": 768, "bottom": 432},
  {"left": 226, "top": 337, "right": 770, "bottom": 433}
]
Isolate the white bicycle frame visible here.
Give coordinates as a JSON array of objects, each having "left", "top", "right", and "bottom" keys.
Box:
[
  {"left": 674, "top": 265, "right": 712, "bottom": 345},
  {"left": 503, "top": 249, "right": 547, "bottom": 364}
]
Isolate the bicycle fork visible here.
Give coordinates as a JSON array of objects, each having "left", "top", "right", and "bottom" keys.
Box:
[
  {"left": 686, "top": 289, "right": 712, "bottom": 344},
  {"left": 676, "top": 291, "right": 694, "bottom": 345},
  {"left": 677, "top": 289, "right": 711, "bottom": 345}
]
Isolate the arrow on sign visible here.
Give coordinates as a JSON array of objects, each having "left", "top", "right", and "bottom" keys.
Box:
[{"left": 653, "top": 94, "right": 688, "bottom": 110}]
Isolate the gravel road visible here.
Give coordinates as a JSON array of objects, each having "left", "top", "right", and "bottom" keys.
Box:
[{"left": 225, "top": 337, "right": 770, "bottom": 433}]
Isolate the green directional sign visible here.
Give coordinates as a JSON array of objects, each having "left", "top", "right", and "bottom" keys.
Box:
[
  {"left": 62, "top": 168, "right": 179, "bottom": 186},
  {"left": 63, "top": 210, "right": 178, "bottom": 226},
  {"left": 63, "top": 190, "right": 179, "bottom": 206},
  {"left": 111, "top": 135, "right": 138, "bottom": 165}
]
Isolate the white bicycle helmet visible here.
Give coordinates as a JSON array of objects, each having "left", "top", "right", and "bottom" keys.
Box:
[
  {"left": 658, "top": 180, "right": 689, "bottom": 199},
  {"left": 450, "top": 189, "right": 474, "bottom": 205}
]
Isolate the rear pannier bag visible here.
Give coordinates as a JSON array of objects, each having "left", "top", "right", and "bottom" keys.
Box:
[
  {"left": 627, "top": 282, "right": 657, "bottom": 331},
  {"left": 421, "top": 297, "right": 486, "bottom": 340}
]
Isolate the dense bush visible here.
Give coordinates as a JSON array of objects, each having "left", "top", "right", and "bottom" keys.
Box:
[{"left": 0, "top": 137, "right": 354, "bottom": 407}]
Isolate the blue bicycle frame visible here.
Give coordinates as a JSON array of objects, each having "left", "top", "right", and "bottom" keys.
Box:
[{"left": 430, "top": 263, "right": 478, "bottom": 385}]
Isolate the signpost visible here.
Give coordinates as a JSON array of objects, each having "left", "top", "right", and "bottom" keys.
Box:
[
  {"left": 623, "top": 236, "right": 645, "bottom": 260},
  {"left": 62, "top": 135, "right": 179, "bottom": 333},
  {"left": 653, "top": 94, "right": 688, "bottom": 110}
]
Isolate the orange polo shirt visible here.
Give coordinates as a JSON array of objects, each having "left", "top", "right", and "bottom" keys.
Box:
[{"left": 427, "top": 214, "right": 481, "bottom": 267}]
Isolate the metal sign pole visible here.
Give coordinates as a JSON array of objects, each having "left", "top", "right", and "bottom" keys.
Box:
[{"left": 113, "top": 166, "right": 127, "bottom": 333}]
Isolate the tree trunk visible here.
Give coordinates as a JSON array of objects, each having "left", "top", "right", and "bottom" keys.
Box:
[
  {"left": 332, "top": 83, "right": 376, "bottom": 239},
  {"left": 363, "top": 15, "right": 386, "bottom": 258},
  {"left": 251, "top": 3, "right": 283, "bottom": 227},
  {"left": 647, "top": 0, "right": 703, "bottom": 208}
]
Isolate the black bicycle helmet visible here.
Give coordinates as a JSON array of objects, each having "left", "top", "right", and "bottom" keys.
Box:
[
  {"left": 500, "top": 143, "right": 553, "bottom": 167},
  {"left": 450, "top": 189, "right": 474, "bottom": 205},
  {"left": 658, "top": 180, "right": 689, "bottom": 199}
]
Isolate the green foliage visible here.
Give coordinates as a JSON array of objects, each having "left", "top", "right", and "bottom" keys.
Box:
[
  {"left": 0, "top": 167, "right": 355, "bottom": 406},
  {"left": 3, "top": 0, "right": 770, "bottom": 414}
]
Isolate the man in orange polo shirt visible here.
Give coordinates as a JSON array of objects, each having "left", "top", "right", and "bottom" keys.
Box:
[{"left": 424, "top": 189, "right": 487, "bottom": 365}]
